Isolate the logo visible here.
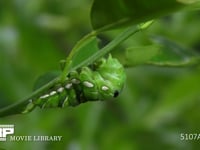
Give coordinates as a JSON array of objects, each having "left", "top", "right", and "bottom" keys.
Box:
[
  {"left": 0, "top": 125, "right": 14, "bottom": 141},
  {"left": 0, "top": 124, "right": 62, "bottom": 142}
]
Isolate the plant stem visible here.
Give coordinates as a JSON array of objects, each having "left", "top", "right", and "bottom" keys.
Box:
[
  {"left": 0, "top": 24, "right": 147, "bottom": 118},
  {"left": 0, "top": 77, "right": 60, "bottom": 117},
  {"left": 71, "top": 26, "right": 140, "bottom": 71},
  {"left": 61, "top": 31, "right": 98, "bottom": 81}
]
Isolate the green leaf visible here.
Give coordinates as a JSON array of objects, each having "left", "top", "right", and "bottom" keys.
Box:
[
  {"left": 91, "top": 0, "right": 190, "bottom": 31},
  {"left": 33, "top": 71, "right": 61, "bottom": 91},
  {"left": 70, "top": 37, "right": 99, "bottom": 68},
  {"left": 125, "top": 45, "right": 160, "bottom": 65},
  {"left": 125, "top": 36, "right": 200, "bottom": 67},
  {"left": 147, "top": 36, "right": 200, "bottom": 67},
  {"left": 61, "top": 35, "right": 99, "bottom": 81}
]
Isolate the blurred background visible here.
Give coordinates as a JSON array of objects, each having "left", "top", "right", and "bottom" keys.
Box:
[{"left": 0, "top": 0, "right": 200, "bottom": 149}]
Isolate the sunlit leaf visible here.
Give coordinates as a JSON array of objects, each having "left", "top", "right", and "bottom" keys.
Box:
[{"left": 177, "top": 0, "right": 200, "bottom": 4}]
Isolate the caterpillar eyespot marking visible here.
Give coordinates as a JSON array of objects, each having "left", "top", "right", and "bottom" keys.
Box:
[
  {"left": 57, "top": 87, "right": 64, "bottom": 93},
  {"left": 102, "top": 86, "right": 109, "bottom": 91},
  {"left": 71, "top": 78, "right": 80, "bottom": 84},
  {"left": 40, "top": 94, "right": 49, "bottom": 99},
  {"left": 83, "top": 81, "right": 94, "bottom": 88},
  {"left": 50, "top": 91, "right": 57, "bottom": 96},
  {"left": 31, "top": 54, "right": 126, "bottom": 109},
  {"left": 65, "top": 83, "right": 72, "bottom": 89}
]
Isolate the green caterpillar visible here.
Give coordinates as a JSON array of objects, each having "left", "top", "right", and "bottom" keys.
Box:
[{"left": 24, "top": 55, "right": 126, "bottom": 112}]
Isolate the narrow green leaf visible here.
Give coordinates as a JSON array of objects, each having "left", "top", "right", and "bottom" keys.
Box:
[
  {"left": 71, "top": 26, "right": 140, "bottom": 71},
  {"left": 138, "top": 20, "right": 154, "bottom": 30},
  {"left": 61, "top": 34, "right": 99, "bottom": 81},
  {"left": 91, "top": 0, "right": 190, "bottom": 31},
  {"left": 70, "top": 37, "right": 99, "bottom": 68}
]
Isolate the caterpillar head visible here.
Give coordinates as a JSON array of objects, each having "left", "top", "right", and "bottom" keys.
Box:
[
  {"left": 96, "top": 54, "right": 126, "bottom": 99},
  {"left": 74, "top": 54, "right": 126, "bottom": 102}
]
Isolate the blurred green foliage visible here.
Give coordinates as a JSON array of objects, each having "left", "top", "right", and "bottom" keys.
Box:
[
  {"left": 1, "top": 0, "right": 200, "bottom": 150},
  {"left": 91, "top": 0, "right": 185, "bottom": 30}
]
